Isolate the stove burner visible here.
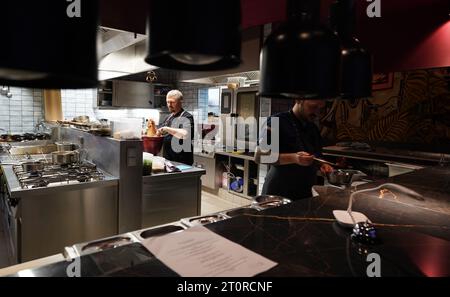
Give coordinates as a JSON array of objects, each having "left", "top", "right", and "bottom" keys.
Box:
[{"left": 13, "top": 162, "right": 105, "bottom": 189}]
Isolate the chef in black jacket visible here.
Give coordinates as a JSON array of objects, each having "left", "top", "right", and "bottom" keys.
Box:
[
  {"left": 258, "top": 100, "right": 333, "bottom": 200},
  {"left": 157, "top": 90, "right": 194, "bottom": 165}
]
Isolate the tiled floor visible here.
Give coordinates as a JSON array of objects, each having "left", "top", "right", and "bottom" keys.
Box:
[{"left": 200, "top": 190, "right": 241, "bottom": 215}]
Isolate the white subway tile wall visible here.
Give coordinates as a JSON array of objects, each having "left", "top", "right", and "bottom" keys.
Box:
[
  {"left": 177, "top": 82, "right": 211, "bottom": 123},
  {"left": 0, "top": 87, "right": 44, "bottom": 134},
  {"left": 0, "top": 82, "right": 214, "bottom": 134},
  {"left": 61, "top": 89, "right": 97, "bottom": 120}
]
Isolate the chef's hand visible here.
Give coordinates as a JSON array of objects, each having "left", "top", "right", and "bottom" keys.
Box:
[
  {"left": 156, "top": 127, "right": 167, "bottom": 136},
  {"left": 320, "top": 163, "right": 334, "bottom": 174},
  {"left": 295, "top": 152, "right": 314, "bottom": 166}
]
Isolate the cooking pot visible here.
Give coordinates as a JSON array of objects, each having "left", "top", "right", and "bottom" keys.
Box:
[
  {"left": 252, "top": 195, "right": 291, "bottom": 209},
  {"left": 51, "top": 151, "right": 79, "bottom": 165},
  {"left": 55, "top": 142, "right": 76, "bottom": 152},
  {"left": 21, "top": 160, "right": 45, "bottom": 172}
]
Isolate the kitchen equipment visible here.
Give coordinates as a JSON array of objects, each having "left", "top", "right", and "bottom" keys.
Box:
[
  {"left": 73, "top": 115, "right": 90, "bottom": 123},
  {"left": 88, "top": 127, "right": 112, "bottom": 137},
  {"left": 110, "top": 119, "right": 142, "bottom": 139},
  {"left": 8, "top": 144, "right": 57, "bottom": 155},
  {"left": 142, "top": 136, "right": 164, "bottom": 155},
  {"left": 4, "top": 161, "right": 117, "bottom": 262},
  {"left": 313, "top": 157, "right": 338, "bottom": 167},
  {"left": 220, "top": 87, "right": 260, "bottom": 151},
  {"left": 252, "top": 195, "right": 292, "bottom": 209},
  {"left": 326, "top": 169, "right": 366, "bottom": 187},
  {"left": 181, "top": 213, "right": 229, "bottom": 227},
  {"left": 13, "top": 161, "right": 105, "bottom": 189},
  {"left": 51, "top": 151, "right": 79, "bottom": 165},
  {"left": 21, "top": 160, "right": 45, "bottom": 173},
  {"left": 55, "top": 142, "right": 76, "bottom": 152},
  {"left": 134, "top": 223, "right": 186, "bottom": 241},
  {"left": 225, "top": 206, "right": 260, "bottom": 217},
  {"left": 72, "top": 234, "right": 139, "bottom": 257}
]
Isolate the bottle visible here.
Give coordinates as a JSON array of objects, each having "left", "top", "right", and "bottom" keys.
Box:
[
  {"left": 146, "top": 119, "right": 157, "bottom": 137},
  {"left": 222, "top": 172, "right": 229, "bottom": 189}
]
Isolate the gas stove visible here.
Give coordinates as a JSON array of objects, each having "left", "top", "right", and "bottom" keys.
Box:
[{"left": 13, "top": 162, "right": 105, "bottom": 189}]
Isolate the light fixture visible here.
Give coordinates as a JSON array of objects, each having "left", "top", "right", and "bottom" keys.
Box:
[
  {"left": 333, "top": 183, "right": 424, "bottom": 228},
  {"left": 0, "top": 1, "right": 99, "bottom": 89},
  {"left": 330, "top": 0, "right": 372, "bottom": 99},
  {"left": 259, "top": 0, "right": 341, "bottom": 99},
  {"left": 0, "top": 86, "right": 12, "bottom": 98},
  {"left": 145, "top": 0, "right": 242, "bottom": 71}
]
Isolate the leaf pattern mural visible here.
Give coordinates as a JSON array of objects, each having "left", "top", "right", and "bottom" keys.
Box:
[{"left": 321, "top": 68, "right": 450, "bottom": 145}]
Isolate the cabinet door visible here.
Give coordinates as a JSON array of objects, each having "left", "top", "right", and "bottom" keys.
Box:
[{"left": 113, "top": 80, "right": 152, "bottom": 108}]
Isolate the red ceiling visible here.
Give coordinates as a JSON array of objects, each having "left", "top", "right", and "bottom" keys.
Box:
[{"left": 100, "top": 0, "right": 450, "bottom": 72}]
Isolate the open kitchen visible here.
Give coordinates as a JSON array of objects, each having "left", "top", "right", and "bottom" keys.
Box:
[{"left": 0, "top": 0, "right": 449, "bottom": 278}]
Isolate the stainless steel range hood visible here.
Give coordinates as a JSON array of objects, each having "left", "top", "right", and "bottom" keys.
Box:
[
  {"left": 183, "top": 70, "right": 260, "bottom": 85},
  {"left": 98, "top": 27, "right": 157, "bottom": 81}
]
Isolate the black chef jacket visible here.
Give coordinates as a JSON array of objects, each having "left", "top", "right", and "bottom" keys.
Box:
[
  {"left": 160, "top": 109, "right": 194, "bottom": 165},
  {"left": 261, "top": 110, "right": 323, "bottom": 200}
]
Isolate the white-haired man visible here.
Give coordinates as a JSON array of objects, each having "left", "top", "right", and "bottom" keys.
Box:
[{"left": 156, "top": 90, "right": 194, "bottom": 165}]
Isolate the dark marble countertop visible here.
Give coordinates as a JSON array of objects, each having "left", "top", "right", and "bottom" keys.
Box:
[
  {"left": 6, "top": 166, "right": 450, "bottom": 277},
  {"left": 323, "top": 145, "right": 449, "bottom": 165}
]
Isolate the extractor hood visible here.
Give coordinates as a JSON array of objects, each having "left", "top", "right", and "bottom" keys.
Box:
[
  {"left": 98, "top": 27, "right": 157, "bottom": 80},
  {"left": 183, "top": 70, "right": 260, "bottom": 86}
]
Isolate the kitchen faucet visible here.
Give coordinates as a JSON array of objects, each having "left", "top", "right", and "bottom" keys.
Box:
[{"left": 34, "top": 121, "right": 47, "bottom": 133}]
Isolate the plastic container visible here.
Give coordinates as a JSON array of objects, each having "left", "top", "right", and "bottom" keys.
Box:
[{"left": 110, "top": 120, "right": 142, "bottom": 139}]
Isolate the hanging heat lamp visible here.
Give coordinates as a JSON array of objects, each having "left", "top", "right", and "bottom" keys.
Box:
[
  {"left": 0, "top": 1, "right": 99, "bottom": 89},
  {"left": 145, "top": 0, "right": 242, "bottom": 71},
  {"left": 330, "top": 0, "right": 372, "bottom": 99},
  {"left": 259, "top": 0, "right": 341, "bottom": 99}
]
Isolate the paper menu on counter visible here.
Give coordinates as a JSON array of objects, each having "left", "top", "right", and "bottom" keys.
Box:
[{"left": 142, "top": 225, "right": 278, "bottom": 277}]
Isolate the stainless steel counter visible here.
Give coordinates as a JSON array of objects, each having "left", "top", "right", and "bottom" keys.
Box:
[
  {"left": 142, "top": 163, "right": 205, "bottom": 228},
  {"left": 0, "top": 161, "right": 119, "bottom": 263},
  {"left": 1, "top": 165, "right": 118, "bottom": 199}
]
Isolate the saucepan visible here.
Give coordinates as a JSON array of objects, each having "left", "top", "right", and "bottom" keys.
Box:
[
  {"left": 326, "top": 169, "right": 366, "bottom": 187},
  {"left": 55, "top": 142, "right": 77, "bottom": 152},
  {"left": 21, "top": 160, "right": 45, "bottom": 172},
  {"left": 51, "top": 151, "right": 80, "bottom": 165}
]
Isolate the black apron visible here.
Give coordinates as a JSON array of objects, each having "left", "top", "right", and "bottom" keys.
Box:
[
  {"left": 161, "top": 110, "right": 194, "bottom": 165},
  {"left": 262, "top": 111, "right": 321, "bottom": 200}
]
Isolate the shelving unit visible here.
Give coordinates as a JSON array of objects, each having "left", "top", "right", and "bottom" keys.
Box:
[
  {"left": 98, "top": 81, "right": 114, "bottom": 108},
  {"left": 149, "top": 83, "right": 172, "bottom": 109},
  {"left": 96, "top": 80, "right": 174, "bottom": 110},
  {"left": 215, "top": 152, "right": 259, "bottom": 199}
]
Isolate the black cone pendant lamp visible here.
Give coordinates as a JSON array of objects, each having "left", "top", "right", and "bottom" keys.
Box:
[
  {"left": 259, "top": 0, "right": 341, "bottom": 99},
  {"left": 0, "top": 1, "right": 99, "bottom": 89},
  {"left": 145, "top": 0, "right": 242, "bottom": 71},
  {"left": 331, "top": 0, "right": 372, "bottom": 99}
]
